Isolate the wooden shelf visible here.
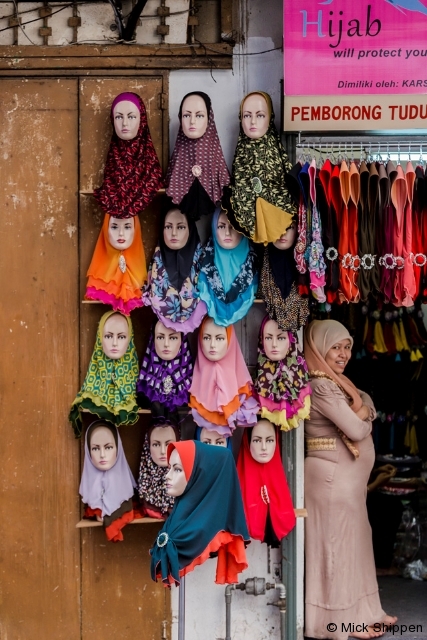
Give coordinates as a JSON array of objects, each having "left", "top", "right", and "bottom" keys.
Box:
[
  {"left": 294, "top": 508, "right": 307, "bottom": 518},
  {"left": 76, "top": 516, "right": 164, "bottom": 528},
  {"left": 79, "top": 188, "right": 166, "bottom": 196},
  {"left": 81, "top": 408, "right": 151, "bottom": 414}
]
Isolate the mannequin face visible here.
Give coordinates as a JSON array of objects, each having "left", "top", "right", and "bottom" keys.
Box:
[
  {"left": 273, "top": 222, "right": 297, "bottom": 249},
  {"left": 89, "top": 426, "right": 118, "bottom": 471},
  {"left": 150, "top": 426, "right": 177, "bottom": 467},
  {"left": 263, "top": 319, "right": 290, "bottom": 361},
  {"left": 199, "top": 428, "right": 227, "bottom": 447},
  {"left": 325, "top": 339, "right": 352, "bottom": 375},
  {"left": 216, "top": 212, "right": 242, "bottom": 250},
  {"left": 165, "top": 449, "right": 188, "bottom": 496},
  {"left": 181, "top": 94, "right": 208, "bottom": 139},
  {"left": 241, "top": 94, "right": 270, "bottom": 139},
  {"left": 108, "top": 216, "right": 135, "bottom": 250},
  {"left": 163, "top": 209, "right": 189, "bottom": 250},
  {"left": 113, "top": 100, "right": 140, "bottom": 140},
  {"left": 250, "top": 420, "right": 276, "bottom": 464},
  {"left": 154, "top": 321, "right": 182, "bottom": 361},
  {"left": 101, "top": 314, "right": 130, "bottom": 359},
  {"left": 201, "top": 318, "right": 228, "bottom": 362}
]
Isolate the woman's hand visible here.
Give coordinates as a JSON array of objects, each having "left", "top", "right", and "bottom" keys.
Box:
[{"left": 355, "top": 404, "right": 371, "bottom": 421}]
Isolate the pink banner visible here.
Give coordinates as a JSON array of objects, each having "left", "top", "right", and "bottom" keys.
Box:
[{"left": 284, "top": 0, "right": 427, "bottom": 95}]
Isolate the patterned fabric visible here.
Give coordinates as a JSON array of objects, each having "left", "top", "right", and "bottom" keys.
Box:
[
  {"left": 94, "top": 93, "right": 163, "bottom": 218},
  {"left": 69, "top": 311, "right": 139, "bottom": 437},
  {"left": 137, "top": 431, "right": 176, "bottom": 516},
  {"left": 230, "top": 93, "right": 296, "bottom": 239}
]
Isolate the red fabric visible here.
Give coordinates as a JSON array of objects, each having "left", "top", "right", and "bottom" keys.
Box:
[
  {"left": 94, "top": 93, "right": 163, "bottom": 218},
  {"left": 236, "top": 429, "right": 296, "bottom": 542},
  {"left": 83, "top": 506, "right": 135, "bottom": 542},
  {"left": 391, "top": 165, "right": 408, "bottom": 306},
  {"left": 402, "top": 162, "right": 416, "bottom": 306},
  {"left": 167, "top": 441, "right": 196, "bottom": 481}
]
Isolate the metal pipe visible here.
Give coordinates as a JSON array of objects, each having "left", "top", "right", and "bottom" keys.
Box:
[
  {"left": 275, "top": 582, "right": 287, "bottom": 640},
  {"left": 225, "top": 584, "right": 235, "bottom": 640},
  {"left": 178, "top": 575, "right": 185, "bottom": 640}
]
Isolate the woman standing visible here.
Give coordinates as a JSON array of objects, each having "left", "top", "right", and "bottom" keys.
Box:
[{"left": 303, "top": 320, "right": 396, "bottom": 640}]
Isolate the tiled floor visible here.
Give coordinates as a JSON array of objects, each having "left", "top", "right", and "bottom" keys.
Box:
[{"left": 376, "top": 576, "right": 427, "bottom": 639}]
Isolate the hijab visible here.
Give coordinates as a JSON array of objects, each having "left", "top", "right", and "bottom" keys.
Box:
[
  {"left": 79, "top": 420, "right": 136, "bottom": 517},
  {"left": 159, "top": 204, "right": 200, "bottom": 291},
  {"left": 197, "top": 208, "right": 258, "bottom": 326},
  {"left": 94, "top": 92, "right": 163, "bottom": 218},
  {"left": 136, "top": 322, "right": 193, "bottom": 410},
  {"left": 236, "top": 426, "right": 296, "bottom": 543},
  {"left": 69, "top": 311, "right": 139, "bottom": 437},
  {"left": 86, "top": 214, "right": 147, "bottom": 315},
  {"left": 150, "top": 441, "right": 249, "bottom": 585},
  {"left": 165, "top": 92, "right": 230, "bottom": 215},
  {"left": 303, "top": 320, "right": 363, "bottom": 412}
]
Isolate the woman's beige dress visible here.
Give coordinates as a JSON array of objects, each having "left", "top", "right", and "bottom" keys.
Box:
[{"left": 305, "top": 378, "right": 385, "bottom": 640}]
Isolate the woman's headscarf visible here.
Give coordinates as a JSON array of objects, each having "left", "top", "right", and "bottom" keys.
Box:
[
  {"left": 303, "top": 319, "right": 362, "bottom": 412},
  {"left": 86, "top": 214, "right": 147, "bottom": 315},
  {"left": 195, "top": 426, "right": 232, "bottom": 451},
  {"left": 69, "top": 311, "right": 140, "bottom": 437},
  {"left": 197, "top": 208, "right": 258, "bottom": 326},
  {"left": 150, "top": 440, "right": 249, "bottom": 585},
  {"left": 236, "top": 426, "right": 296, "bottom": 543},
  {"left": 159, "top": 203, "right": 200, "bottom": 291},
  {"left": 165, "top": 92, "right": 230, "bottom": 220},
  {"left": 94, "top": 92, "right": 163, "bottom": 218},
  {"left": 254, "top": 316, "right": 311, "bottom": 430},
  {"left": 229, "top": 91, "right": 296, "bottom": 243},
  {"left": 79, "top": 420, "right": 136, "bottom": 517},
  {"left": 136, "top": 322, "right": 193, "bottom": 410}
]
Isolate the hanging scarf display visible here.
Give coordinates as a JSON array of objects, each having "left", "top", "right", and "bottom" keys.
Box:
[
  {"left": 165, "top": 92, "right": 230, "bottom": 220},
  {"left": 150, "top": 441, "right": 250, "bottom": 585},
  {"left": 85, "top": 214, "right": 147, "bottom": 314},
  {"left": 254, "top": 316, "right": 311, "bottom": 430},
  {"left": 94, "top": 92, "right": 163, "bottom": 218},
  {"left": 80, "top": 420, "right": 137, "bottom": 541},
  {"left": 307, "top": 158, "right": 326, "bottom": 301},
  {"left": 229, "top": 91, "right": 296, "bottom": 243},
  {"left": 236, "top": 426, "right": 296, "bottom": 545},
  {"left": 69, "top": 311, "right": 139, "bottom": 437},
  {"left": 197, "top": 208, "right": 258, "bottom": 326}
]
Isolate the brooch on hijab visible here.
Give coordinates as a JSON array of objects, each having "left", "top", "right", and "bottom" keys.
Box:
[
  {"left": 192, "top": 165, "right": 202, "bottom": 177},
  {"left": 119, "top": 254, "right": 127, "bottom": 273},
  {"left": 157, "top": 532, "right": 169, "bottom": 547},
  {"left": 261, "top": 485, "right": 270, "bottom": 505},
  {"left": 252, "top": 176, "right": 263, "bottom": 194},
  {"left": 162, "top": 375, "right": 173, "bottom": 395}
]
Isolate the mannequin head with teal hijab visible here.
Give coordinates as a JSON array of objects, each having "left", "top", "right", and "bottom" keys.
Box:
[{"left": 198, "top": 207, "right": 258, "bottom": 327}]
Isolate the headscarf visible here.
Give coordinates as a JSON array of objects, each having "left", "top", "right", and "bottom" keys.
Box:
[
  {"left": 136, "top": 322, "right": 193, "bottom": 410},
  {"left": 165, "top": 92, "right": 230, "bottom": 219},
  {"left": 189, "top": 318, "right": 254, "bottom": 427},
  {"left": 94, "top": 92, "right": 163, "bottom": 218},
  {"left": 303, "top": 320, "right": 363, "bottom": 412},
  {"left": 229, "top": 91, "right": 296, "bottom": 242},
  {"left": 197, "top": 208, "right": 258, "bottom": 326},
  {"left": 254, "top": 316, "right": 311, "bottom": 430},
  {"left": 236, "top": 426, "right": 296, "bottom": 543},
  {"left": 195, "top": 426, "right": 232, "bottom": 451},
  {"left": 79, "top": 420, "right": 136, "bottom": 517},
  {"left": 137, "top": 419, "right": 181, "bottom": 516},
  {"left": 150, "top": 441, "right": 249, "bottom": 585},
  {"left": 86, "top": 214, "right": 147, "bottom": 315},
  {"left": 69, "top": 311, "right": 139, "bottom": 437},
  {"left": 159, "top": 204, "right": 200, "bottom": 291}
]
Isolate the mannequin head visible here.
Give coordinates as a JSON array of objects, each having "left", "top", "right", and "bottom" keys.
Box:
[
  {"left": 89, "top": 425, "right": 118, "bottom": 471},
  {"left": 101, "top": 313, "right": 130, "bottom": 359},
  {"left": 108, "top": 216, "right": 135, "bottom": 250},
  {"left": 273, "top": 221, "right": 297, "bottom": 250},
  {"left": 199, "top": 428, "right": 227, "bottom": 447},
  {"left": 263, "top": 319, "right": 290, "bottom": 361},
  {"left": 154, "top": 321, "right": 182, "bottom": 361},
  {"left": 201, "top": 317, "right": 229, "bottom": 362},
  {"left": 249, "top": 420, "right": 276, "bottom": 464},
  {"left": 150, "top": 425, "right": 177, "bottom": 467},
  {"left": 241, "top": 93, "right": 270, "bottom": 139},
  {"left": 163, "top": 209, "right": 189, "bottom": 250},
  {"left": 180, "top": 93, "right": 209, "bottom": 139},
  {"left": 165, "top": 448, "right": 188, "bottom": 496},
  {"left": 113, "top": 99, "right": 141, "bottom": 140},
  {"left": 216, "top": 212, "right": 242, "bottom": 250}
]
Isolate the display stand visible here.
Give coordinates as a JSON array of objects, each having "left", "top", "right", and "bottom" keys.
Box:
[{"left": 178, "top": 574, "right": 186, "bottom": 640}]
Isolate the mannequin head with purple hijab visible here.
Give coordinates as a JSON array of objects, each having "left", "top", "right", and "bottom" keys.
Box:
[{"left": 111, "top": 92, "right": 142, "bottom": 141}]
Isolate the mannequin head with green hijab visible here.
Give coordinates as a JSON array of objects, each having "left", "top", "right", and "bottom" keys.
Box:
[{"left": 241, "top": 92, "right": 271, "bottom": 139}]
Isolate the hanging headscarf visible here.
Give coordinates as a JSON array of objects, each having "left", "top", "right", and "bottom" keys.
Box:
[
  {"left": 229, "top": 91, "right": 296, "bottom": 243},
  {"left": 150, "top": 441, "right": 250, "bottom": 585},
  {"left": 165, "top": 92, "right": 230, "bottom": 220},
  {"left": 94, "top": 92, "right": 163, "bottom": 218},
  {"left": 142, "top": 207, "right": 207, "bottom": 334},
  {"left": 195, "top": 426, "right": 233, "bottom": 451},
  {"left": 137, "top": 419, "right": 181, "bottom": 518},
  {"left": 236, "top": 426, "right": 296, "bottom": 544},
  {"left": 69, "top": 311, "right": 139, "bottom": 437},
  {"left": 189, "top": 318, "right": 258, "bottom": 435},
  {"left": 136, "top": 322, "right": 193, "bottom": 410},
  {"left": 86, "top": 214, "right": 147, "bottom": 315},
  {"left": 254, "top": 316, "right": 311, "bottom": 430},
  {"left": 197, "top": 208, "right": 258, "bottom": 326}
]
